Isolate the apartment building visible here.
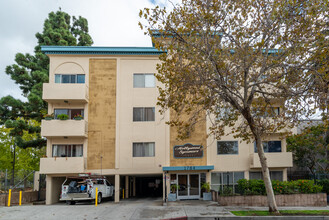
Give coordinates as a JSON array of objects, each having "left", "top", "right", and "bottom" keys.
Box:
[{"left": 39, "top": 44, "right": 294, "bottom": 204}]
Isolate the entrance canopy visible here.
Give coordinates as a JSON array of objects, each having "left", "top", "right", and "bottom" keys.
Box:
[{"left": 162, "top": 165, "right": 214, "bottom": 172}]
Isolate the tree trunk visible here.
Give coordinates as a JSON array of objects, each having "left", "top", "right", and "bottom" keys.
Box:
[{"left": 255, "top": 136, "right": 279, "bottom": 213}]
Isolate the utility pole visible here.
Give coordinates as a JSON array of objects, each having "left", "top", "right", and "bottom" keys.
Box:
[{"left": 11, "top": 145, "right": 16, "bottom": 187}]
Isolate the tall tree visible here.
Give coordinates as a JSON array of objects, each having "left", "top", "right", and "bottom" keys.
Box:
[
  {"left": 0, "top": 10, "right": 93, "bottom": 149},
  {"left": 287, "top": 123, "right": 329, "bottom": 175},
  {"left": 140, "top": 0, "right": 327, "bottom": 213}
]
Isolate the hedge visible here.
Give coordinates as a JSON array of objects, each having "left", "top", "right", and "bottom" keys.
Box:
[{"left": 236, "top": 179, "right": 322, "bottom": 195}]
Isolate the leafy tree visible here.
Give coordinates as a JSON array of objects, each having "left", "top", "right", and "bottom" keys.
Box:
[
  {"left": 0, "top": 121, "right": 45, "bottom": 188},
  {"left": 0, "top": 10, "right": 93, "bottom": 149},
  {"left": 287, "top": 123, "right": 329, "bottom": 174},
  {"left": 140, "top": 0, "right": 327, "bottom": 213}
]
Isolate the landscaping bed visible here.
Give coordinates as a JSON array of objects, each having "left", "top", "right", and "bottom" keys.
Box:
[{"left": 231, "top": 210, "right": 329, "bottom": 216}]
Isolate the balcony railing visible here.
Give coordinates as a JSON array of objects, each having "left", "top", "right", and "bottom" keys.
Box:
[
  {"left": 39, "top": 157, "right": 84, "bottom": 174},
  {"left": 42, "top": 83, "right": 89, "bottom": 103},
  {"left": 41, "top": 119, "right": 87, "bottom": 137},
  {"left": 250, "top": 152, "right": 293, "bottom": 168}
]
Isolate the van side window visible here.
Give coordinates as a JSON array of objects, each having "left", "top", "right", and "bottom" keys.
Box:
[
  {"left": 106, "top": 180, "right": 111, "bottom": 186},
  {"left": 97, "top": 180, "right": 104, "bottom": 184}
]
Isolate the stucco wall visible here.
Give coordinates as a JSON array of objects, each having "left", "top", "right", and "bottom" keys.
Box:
[
  {"left": 170, "top": 110, "right": 207, "bottom": 167},
  {"left": 87, "top": 59, "right": 117, "bottom": 170}
]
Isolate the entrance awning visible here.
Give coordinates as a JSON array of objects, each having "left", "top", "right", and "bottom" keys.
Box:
[{"left": 162, "top": 165, "right": 214, "bottom": 171}]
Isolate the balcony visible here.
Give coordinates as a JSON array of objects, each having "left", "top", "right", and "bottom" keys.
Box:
[
  {"left": 250, "top": 152, "right": 293, "bottom": 168},
  {"left": 41, "top": 119, "right": 88, "bottom": 138},
  {"left": 42, "top": 83, "right": 89, "bottom": 103},
  {"left": 39, "top": 157, "right": 85, "bottom": 174}
]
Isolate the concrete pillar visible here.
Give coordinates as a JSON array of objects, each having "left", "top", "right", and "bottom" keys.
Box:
[
  {"left": 163, "top": 172, "right": 170, "bottom": 202},
  {"left": 115, "top": 174, "right": 120, "bottom": 203},
  {"left": 45, "top": 175, "right": 52, "bottom": 205},
  {"left": 206, "top": 172, "right": 211, "bottom": 184},
  {"left": 133, "top": 177, "right": 136, "bottom": 197},
  {"left": 283, "top": 168, "right": 287, "bottom": 181},
  {"left": 33, "top": 171, "right": 40, "bottom": 191},
  {"left": 125, "top": 176, "right": 129, "bottom": 199}
]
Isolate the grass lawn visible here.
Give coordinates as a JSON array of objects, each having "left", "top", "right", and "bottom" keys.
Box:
[{"left": 231, "top": 210, "right": 329, "bottom": 216}]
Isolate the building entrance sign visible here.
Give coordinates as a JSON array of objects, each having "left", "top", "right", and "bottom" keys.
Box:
[{"left": 173, "top": 143, "right": 203, "bottom": 158}]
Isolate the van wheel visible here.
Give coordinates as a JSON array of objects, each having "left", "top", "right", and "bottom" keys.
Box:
[{"left": 97, "top": 193, "right": 102, "bottom": 204}]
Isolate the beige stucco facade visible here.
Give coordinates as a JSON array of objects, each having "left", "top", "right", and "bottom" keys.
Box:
[{"left": 40, "top": 46, "right": 294, "bottom": 205}]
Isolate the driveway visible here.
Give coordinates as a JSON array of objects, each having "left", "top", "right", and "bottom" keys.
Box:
[{"left": 0, "top": 198, "right": 231, "bottom": 220}]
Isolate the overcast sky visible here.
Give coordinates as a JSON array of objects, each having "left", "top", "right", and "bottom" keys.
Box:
[{"left": 0, "top": 0, "right": 176, "bottom": 101}]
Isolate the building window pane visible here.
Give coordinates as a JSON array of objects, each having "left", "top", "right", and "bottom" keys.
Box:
[
  {"left": 133, "top": 74, "right": 155, "bottom": 88},
  {"left": 145, "top": 74, "right": 155, "bottom": 87},
  {"left": 249, "top": 171, "right": 283, "bottom": 181},
  {"left": 54, "top": 109, "right": 69, "bottom": 119},
  {"left": 55, "top": 74, "right": 61, "bottom": 83},
  {"left": 54, "top": 74, "right": 85, "bottom": 84},
  {"left": 133, "top": 142, "right": 155, "bottom": 157},
  {"left": 254, "top": 141, "right": 281, "bottom": 153},
  {"left": 70, "top": 75, "right": 76, "bottom": 83},
  {"left": 270, "top": 171, "right": 283, "bottom": 181},
  {"left": 52, "top": 145, "right": 83, "bottom": 157},
  {"left": 234, "top": 172, "right": 245, "bottom": 184},
  {"left": 217, "top": 141, "right": 238, "bottom": 154},
  {"left": 144, "top": 107, "right": 155, "bottom": 121},
  {"left": 61, "top": 75, "right": 70, "bottom": 83},
  {"left": 133, "top": 107, "right": 155, "bottom": 121},
  {"left": 249, "top": 171, "right": 262, "bottom": 180},
  {"left": 133, "top": 108, "right": 143, "bottom": 121},
  {"left": 133, "top": 74, "right": 145, "bottom": 88},
  {"left": 211, "top": 171, "right": 245, "bottom": 193},
  {"left": 77, "top": 74, "right": 85, "bottom": 83}
]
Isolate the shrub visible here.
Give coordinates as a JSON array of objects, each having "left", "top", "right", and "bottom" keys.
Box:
[
  {"left": 57, "top": 114, "right": 69, "bottom": 120},
  {"left": 237, "top": 179, "right": 322, "bottom": 195},
  {"left": 317, "top": 179, "right": 329, "bottom": 194},
  {"left": 201, "top": 182, "right": 210, "bottom": 193}
]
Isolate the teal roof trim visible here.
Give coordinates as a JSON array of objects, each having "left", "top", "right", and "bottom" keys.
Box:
[{"left": 41, "top": 46, "right": 164, "bottom": 55}]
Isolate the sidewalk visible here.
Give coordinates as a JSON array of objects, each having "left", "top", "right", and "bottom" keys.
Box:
[{"left": 0, "top": 198, "right": 328, "bottom": 220}]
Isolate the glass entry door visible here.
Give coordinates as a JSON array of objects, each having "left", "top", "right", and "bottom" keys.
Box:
[{"left": 177, "top": 174, "right": 200, "bottom": 199}]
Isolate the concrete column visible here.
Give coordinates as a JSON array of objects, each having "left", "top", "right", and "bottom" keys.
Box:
[
  {"left": 45, "top": 175, "right": 52, "bottom": 205},
  {"left": 125, "top": 176, "right": 129, "bottom": 199},
  {"left": 283, "top": 168, "right": 287, "bottom": 181},
  {"left": 133, "top": 177, "right": 136, "bottom": 197},
  {"left": 206, "top": 172, "right": 211, "bottom": 183},
  {"left": 115, "top": 174, "right": 120, "bottom": 203},
  {"left": 33, "top": 171, "right": 40, "bottom": 191}
]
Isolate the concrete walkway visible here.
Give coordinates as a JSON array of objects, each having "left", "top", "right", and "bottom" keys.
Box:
[{"left": 0, "top": 198, "right": 328, "bottom": 220}]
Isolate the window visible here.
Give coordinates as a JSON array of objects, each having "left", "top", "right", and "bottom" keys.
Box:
[
  {"left": 54, "top": 109, "right": 84, "bottom": 119},
  {"left": 211, "top": 172, "right": 245, "bottom": 193},
  {"left": 133, "top": 107, "right": 155, "bottom": 121},
  {"left": 133, "top": 74, "right": 155, "bottom": 88},
  {"left": 249, "top": 171, "right": 283, "bottom": 181},
  {"left": 254, "top": 107, "right": 280, "bottom": 117},
  {"left": 55, "top": 74, "right": 85, "bottom": 84},
  {"left": 217, "top": 141, "right": 238, "bottom": 154},
  {"left": 52, "top": 145, "right": 83, "bottom": 157},
  {"left": 133, "top": 142, "right": 155, "bottom": 157},
  {"left": 254, "top": 141, "right": 281, "bottom": 153}
]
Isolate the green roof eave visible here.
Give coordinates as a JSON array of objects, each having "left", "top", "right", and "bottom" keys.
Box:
[{"left": 41, "top": 46, "right": 165, "bottom": 55}]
